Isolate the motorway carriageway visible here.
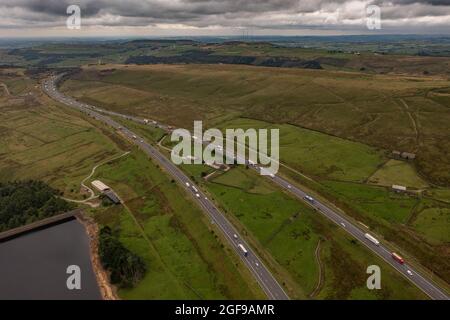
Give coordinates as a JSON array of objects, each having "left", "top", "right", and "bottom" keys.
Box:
[
  {"left": 44, "top": 75, "right": 449, "bottom": 301},
  {"left": 43, "top": 75, "right": 289, "bottom": 300}
]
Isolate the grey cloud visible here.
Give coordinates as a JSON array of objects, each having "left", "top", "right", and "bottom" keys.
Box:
[{"left": 0, "top": 0, "right": 449, "bottom": 32}]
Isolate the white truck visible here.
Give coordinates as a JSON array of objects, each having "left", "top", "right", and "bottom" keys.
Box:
[
  {"left": 238, "top": 244, "right": 248, "bottom": 257},
  {"left": 364, "top": 233, "right": 380, "bottom": 246}
]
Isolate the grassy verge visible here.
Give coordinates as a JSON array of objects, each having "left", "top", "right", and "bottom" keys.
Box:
[{"left": 90, "top": 150, "right": 264, "bottom": 299}]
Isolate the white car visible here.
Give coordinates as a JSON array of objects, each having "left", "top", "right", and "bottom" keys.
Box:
[
  {"left": 233, "top": 234, "right": 238, "bottom": 240},
  {"left": 406, "top": 270, "right": 413, "bottom": 276},
  {"left": 195, "top": 193, "right": 200, "bottom": 198},
  {"left": 340, "top": 222, "right": 346, "bottom": 228},
  {"left": 287, "top": 185, "right": 292, "bottom": 189},
  {"left": 304, "top": 195, "right": 315, "bottom": 203},
  {"left": 185, "top": 182, "right": 190, "bottom": 187}
]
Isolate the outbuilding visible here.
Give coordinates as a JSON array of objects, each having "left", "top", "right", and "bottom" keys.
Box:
[
  {"left": 104, "top": 190, "right": 121, "bottom": 204},
  {"left": 392, "top": 185, "right": 407, "bottom": 193},
  {"left": 91, "top": 180, "right": 110, "bottom": 192},
  {"left": 401, "top": 152, "right": 416, "bottom": 160}
]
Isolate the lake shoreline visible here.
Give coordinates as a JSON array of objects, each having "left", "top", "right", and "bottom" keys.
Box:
[{"left": 77, "top": 213, "right": 119, "bottom": 300}]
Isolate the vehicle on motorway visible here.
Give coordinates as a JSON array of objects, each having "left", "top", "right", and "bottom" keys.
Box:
[
  {"left": 185, "top": 182, "right": 190, "bottom": 187},
  {"left": 364, "top": 233, "right": 380, "bottom": 246},
  {"left": 192, "top": 186, "right": 198, "bottom": 193},
  {"left": 287, "top": 185, "right": 292, "bottom": 189},
  {"left": 233, "top": 234, "right": 238, "bottom": 240},
  {"left": 304, "top": 195, "right": 315, "bottom": 203},
  {"left": 340, "top": 222, "right": 346, "bottom": 228},
  {"left": 392, "top": 252, "right": 405, "bottom": 264},
  {"left": 259, "top": 168, "right": 275, "bottom": 178},
  {"left": 238, "top": 244, "right": 249, "bottom": 257},
  {"left": 407, "top": 270, "right": 413, "bottom": 276},
  {"left": 195, "top": 193, "right": 200, "bottom": 198},
  {"left": 132, "top": 135, "right": 137, "bottom": 139},
  {"left": 144, "top": 119, "right": 149, "bottom": 124}
]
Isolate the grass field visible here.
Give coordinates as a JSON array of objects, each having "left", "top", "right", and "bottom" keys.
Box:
[
  {"left": 0, "top": 77, "right": 123, "bottom": 198},
  {"left": 368, "top": 159, "right": 429, "bottom": 189},
  {"left": 412, "top": 207, "right": 450, "bottom": 245},
  {"left": 321, "top": 181, "right": 419, "bottom": 225},
  {"left": 180, "top": 164, "right": 426, "bottom": 299},
  {"left": 61, "top": 64, "right": 450, "bottom": 186},
  {"left": 217, "top": 118, "right": 385, "bottom": 182},
  {"left": 91, "top": 151, "right": 263, "bottom": 299}
]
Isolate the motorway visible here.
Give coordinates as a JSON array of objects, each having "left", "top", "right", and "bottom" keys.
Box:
[
  {"left": 43, "top": 75, "right": 289, "bottom": 300},
  {"left": 44, "top": 74, "right": 449, "bottom": 300}
]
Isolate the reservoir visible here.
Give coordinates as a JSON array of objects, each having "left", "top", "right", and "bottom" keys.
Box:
[{"left": 0, "top": 219, "right": 102, "bottom": 300}]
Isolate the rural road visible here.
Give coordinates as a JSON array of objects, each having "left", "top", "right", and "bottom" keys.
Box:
[
  {"left": 43, "top": 74, "right": 290, "bottom": 301},
  {"left": 44, "top": 74, "right": 449, "bottom": 300}
]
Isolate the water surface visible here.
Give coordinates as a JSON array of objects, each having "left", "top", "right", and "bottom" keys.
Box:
[{"left": 0, "top": 219, "right": 101, "bottom": 300}]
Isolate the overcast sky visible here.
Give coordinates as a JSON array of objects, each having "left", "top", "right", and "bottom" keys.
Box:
[{"left": 0, "top": 0, "right": 449, "bottom": 37}]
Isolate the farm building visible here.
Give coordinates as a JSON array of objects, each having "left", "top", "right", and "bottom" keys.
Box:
[
  {"left": 392, "top": 150, "right": 402, "bottom": 158},
  {"left": 392, "top": 185, "right": 407, "bottom": 193},
  {"left": 401, "top": 152, "right": 416, "bottom": 160},
  {"left": 91, "top": 180, "right": 121, "bottom": 205},
  {"left": 392, "top": 150, "right": 416, "bottom": 161},
  {"left": 103, "top": 190, "right": 121, "bottom": 205},
  {"left": 91, "top": 180, "right": 110, "bottom": 192}
]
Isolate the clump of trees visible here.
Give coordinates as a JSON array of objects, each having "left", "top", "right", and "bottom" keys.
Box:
[
  {"left": 98, "top": 226, "right": 147, "bottom": 288},
  {"left": 0, "top": 180, "right": 73, "bottom": 232}
]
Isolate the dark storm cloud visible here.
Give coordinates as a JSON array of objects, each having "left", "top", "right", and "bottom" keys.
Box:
[{"left": 0, "top": 0, "right": 449, "bottom": 32}]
